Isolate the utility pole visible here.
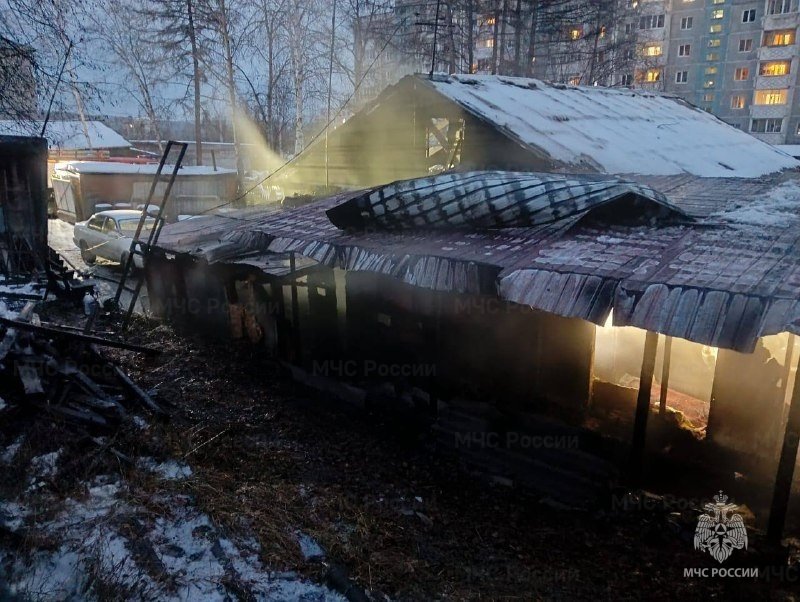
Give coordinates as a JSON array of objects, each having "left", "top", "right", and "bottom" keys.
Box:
[
  {"left": 429, "top": 0, "right": 442, "bottom": 78},
  {"left": 326, "top": 0, "right": 337, "bottom": 189}
]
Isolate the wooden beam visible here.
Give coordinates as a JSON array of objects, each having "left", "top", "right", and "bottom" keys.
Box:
[
  {"left": 629, "top": 330, "right": 659, "bottom": 483},
  {"left": 767, "top": 351, "right": 800, "bottom": 544},
  {"left": 659, "top": 336, "right": 673, "bottom": 416}
]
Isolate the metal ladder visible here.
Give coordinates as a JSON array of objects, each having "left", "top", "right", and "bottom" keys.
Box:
[{"left": 114, "top": 141, "right": 188, "bottom": 328}]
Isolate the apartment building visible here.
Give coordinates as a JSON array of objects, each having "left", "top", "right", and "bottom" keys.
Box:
[{"left": 363, "top": 1, "right": 800, "bottom": 143}]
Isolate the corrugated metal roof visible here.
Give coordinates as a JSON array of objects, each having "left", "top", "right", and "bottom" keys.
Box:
[{"left": 155, "top": 172, "right": 800, "bottom": 352}]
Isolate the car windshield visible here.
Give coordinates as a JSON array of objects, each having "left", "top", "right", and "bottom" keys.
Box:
[{"left": 117, "top": 218, "right": 155, "bottom": 236}]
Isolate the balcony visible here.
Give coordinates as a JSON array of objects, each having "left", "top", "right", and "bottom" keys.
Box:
[
  {"left": 758, "top": 44, "right": 797, "bottom": 60},
  {"left": 750, "top": 103, "right": 792, "bottom": 119},
  {"left": 763, "top": 12, "right": 800, "bottom": 30},
  {"left": 755, "top": 74, "right": 793, "bottom": 88}
]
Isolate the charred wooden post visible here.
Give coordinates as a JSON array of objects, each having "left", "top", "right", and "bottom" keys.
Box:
[
  {"left": 629, "top": 330, "right": 659, "bottom": 483},
  {"left": 767, "top": 352, "right": 800, "bottom": 544},
  {"left": 289, "top": 252, "right": 302, "bottom": 363},
  {"left": 659, "top": 336, "right": 673, "bottom": 416}
]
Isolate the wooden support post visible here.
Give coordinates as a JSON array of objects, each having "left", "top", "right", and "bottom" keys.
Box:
[
  {"left": 767, "top": 352, "right": 800, "bottom": 545},
  {"left": 289, "top": 252, "right": 301, "bottom": 363},
  {"left": 629, "top": 330, "right": 659, "bottom": 484},
  {"left": 659, "top": 336, "right": 673, "bottom": 416}
]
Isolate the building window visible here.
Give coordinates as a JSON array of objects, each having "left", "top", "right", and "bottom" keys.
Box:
[
  {"left": 485, "top": 39, "right": 494, "bottom": 48},
  {"left": 712, "top": 0, "right": 725, "bottom": 3},
  {"left": 679, "top": 44, "right": 691, "bottom": 56},
  {"left": 739, "top": 38, "right": 753, "bottom": 51},
  {"left": 760, "top": 60, "right": 791, "bottom": 75},
  {"left": 620, "top": 73, "right": 633, "bottom": 86},
  {"left": 764, "top": 29, "right": 795, "bottom": 46},
  {"left": 754, "top": 89, "right": 788, "bottom": 104},
  {"left": 704, "top": 79, "right": 716, "bottom": 87},
  {"left": 645, "top": 68, "right": 661, "bottom": 82},
  {"left": 708, "top": 38, "right": 721, "bottom": 47},
  {"left": 734, "top": 67, "right": 750, "bottom": 80},
  {"left": 676, "top": 70, "right": 688, "bottom": 83},
  {"left": 742, "top": 8, "right": 756, "bottom": 22},
  {"left": 643, "top": 44, "right": 663, "bottom": 56},
  {"left": 751, "top": 118, "right": 783, "bottom": 132},
  {"left": 706, "top": 52, "right": 720, "bottom": 60},
  {"left": 768, "top": 0, "right": 793, "bottom": 14},
  {"left": 705, "top": 66, "right": 718, "bottom": 75},
  {"left": 639, "top": 14, "right": 665, "bottom": 29},
  {"left": 710, "top": 24, "right": 723, "bottom": 33},
  {"left": 711, "top": 9, "right": 724, "bottom": 18},
  {"left": 703, "top": 93, "right": 715, "bottom": 102},
  {"left": 568, "top": 75, "right": 582, "bottom": 85},
  {"left": 731, "top": 95, "right": 746, "bottom": 109},
  {"left": 570, "top": 27, "right": 583, "bottom": 40},
  {"left": 681, "top": 16, "right": 693, "bottom": 29}
]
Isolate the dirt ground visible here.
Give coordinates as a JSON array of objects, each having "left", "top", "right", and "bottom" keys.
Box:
[
  {"left": 2, "top": 298, "right": 800, "bottom": 600},
  {"left": 99, "top": 314, "right": 796, "bottom": 601}
]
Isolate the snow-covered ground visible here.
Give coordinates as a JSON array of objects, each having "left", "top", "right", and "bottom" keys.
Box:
[{"left": 0, "top": 440, "right": 343, "bottom": 601}]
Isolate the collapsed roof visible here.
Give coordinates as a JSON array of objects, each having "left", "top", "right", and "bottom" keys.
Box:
[{"left": 156, "top": 171, "right": 800, "bottom": 353}]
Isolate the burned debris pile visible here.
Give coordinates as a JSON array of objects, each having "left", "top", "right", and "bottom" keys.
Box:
[{"left": 0, "top": 300, "right": 166, "bottom": 433}]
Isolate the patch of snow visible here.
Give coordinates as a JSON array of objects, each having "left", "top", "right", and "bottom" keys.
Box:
[
  {"left": 132, "top": 415, "right": 148, "bottom": 430},
  {"left": 55, "top": 160, "right": 236, "bottom": 176},
  {"left": 711, "top": 181, "right": 800, "bottom": 228},
  {"left": 296, "top": 531, "right": 325, "bottom": 561},
  {"left": 137, "top": 457, "right": 193, "bottom": 480},
  {"left": 0, "top": 501, "right": 27, "bottom": 533},
  {"left": 0, "top": 397, "right": 6, "bottom": 412},
  {"left": 2, "top": 475, "right": 345, "bottom": 601},
  {"left": 0, "top": 279, "right": 41, "bottom": 297},
  {"left": 30, "top": 450, "right": 61, "bottom": 479},
  {"left": 1, "top": 435, "right": 24, "bottom": 464}
]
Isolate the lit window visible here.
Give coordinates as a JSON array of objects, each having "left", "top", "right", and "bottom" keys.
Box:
[
  {"left": 710, "top": 24, "right": 723, "bottom": 33},
  {"left": 570, "top": 27, "right": 583, "bottom": 40},
  {"left": 706, "top": 52, "right": 720, "bottom": 60},
  {"left": 681, "top": 17, "right": 693, "bottom": 29},
  {"left": 600, "top": 26, "right": 607, "bottom": 38},
  {"left": 485, "top": 39, "right": 494, "bottom": 48},
  {"left": 760, "top": 60, "right": 791, "bottom": 75},
  {"left": 643, "top": 44, "right": 663, "bottom": 56},
  {"left": 679, "top": 44, "right": 691, "bottom": 56},
  {"left": 739, "top": 39, "right": 753, "bottom": 51},
  {"left": 712, "top": 9, "right": 724, "bottom": 18},
  {"left": 734, "top": 67, "right": 750, "bottom": 80},
  {"left": 675, "top": 70, "right": 688, "bottom": 83},
  {"left": 742, "top": 8, "right": 756, "bottom": 22},
  {"left": 768, "top": 0, "right": 792, "bottom": 14},
  {"left": 751, "top": 118, "right": 783, "bottom": 133},
  {"left": 637, "top": 69, "right": 662, "bottom": 83},
  {"left": 731, "top": 95, "right": 746, "bottom": 109},
  {"left": 754, "top": 89, "right": 788, "bottom": 104},
  {"left": 765, "top": 29, "right": 795, "bottom": 46},
  {"left": 708, "top": 38, "right": 721, "bottom": 47},
  {"left": 705, "top": 66, "right": 718, "bottom": 75},
  {"left": 703, "top": 93, "right": 715, "bottom": 102},
  {"left": 568, "top": 76, "right": 582, "bottom": 85},
  {"left": 712, "top": 0, "right": 725, "bottom": 3},
  {"left": 485, "top": 16, "right": 496, "bottom": 25},
  {"left": 704, "top": 79, "right": 716, "bottom": 88}
]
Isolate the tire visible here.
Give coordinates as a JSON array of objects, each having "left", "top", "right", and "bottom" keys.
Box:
[{"left": 79, "top": 240, "right": 96, "bottom": 265}]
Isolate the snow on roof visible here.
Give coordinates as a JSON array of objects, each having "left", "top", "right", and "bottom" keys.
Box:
[
  {"left": 424, "top": 74, "right": 800, "bottom": 178},
  {"left": 775, "top": 144, "right": 800, "bottom": 158},
  {"left": 54, "top": 160, "right": 237, "bottom": 176},
  {"left": 0, "top": 120, "right": 130, "bottom": 150}
]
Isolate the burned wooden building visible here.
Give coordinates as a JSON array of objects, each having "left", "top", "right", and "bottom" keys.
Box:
[
  {"left": 0, "top": 134, "right": 47, "bottom": 275},
  {"left": 145, "top": 75, "right": 800, "bottom": 540}
]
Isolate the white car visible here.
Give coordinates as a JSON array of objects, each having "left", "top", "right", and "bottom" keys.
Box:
[{"left": 73, "top": 210, "right": 155, "bottom": 269}]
